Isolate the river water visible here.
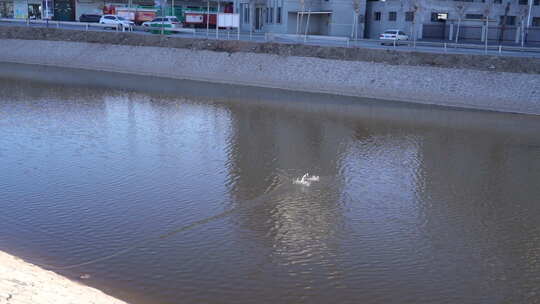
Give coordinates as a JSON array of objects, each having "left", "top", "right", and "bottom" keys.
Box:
[{"left": 1, "top": 63, "right": 540, "bottom": 304}]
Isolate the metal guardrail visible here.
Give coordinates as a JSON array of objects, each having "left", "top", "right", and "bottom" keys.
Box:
[
  {"left": 1, "top": 18, "right": 539, "bottom": 55},
  {"left": 0, "top": 18, "right": 123, "bottom": 31},
  {"left": 351, "top": 37, "right": 540, "bottom": 54},
  {"left": 0, "top": 18, "right": 247, "bottom": 36}
]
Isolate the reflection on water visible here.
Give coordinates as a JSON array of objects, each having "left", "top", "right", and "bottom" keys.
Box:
[{"left": 0, "top": 63, "right": 540, "bottom": 304}]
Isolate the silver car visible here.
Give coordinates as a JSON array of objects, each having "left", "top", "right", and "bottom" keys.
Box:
[
  {"left": 379, "top": 29, "right": 409, "bottom": 45},
  {"left": 99, "top": 15, "right": 134, "bottom": 30},
  {"left": 142, "top": 16, "right": 181, "bottom": 30}
]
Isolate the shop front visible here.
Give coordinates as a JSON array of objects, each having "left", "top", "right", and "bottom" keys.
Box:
[
  {"left": 54, "top": 0, "right": 75, "bottom": 21},
  {"left": 0, "top": 0, "right": 14, "bottom": 18},
  {"left": 10, "top": 0, "right": 45, "bottom": 19}
]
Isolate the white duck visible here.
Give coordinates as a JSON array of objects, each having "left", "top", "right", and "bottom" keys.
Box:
[{"left": 293, "top": 173, "right": 320, "bottom": 186}]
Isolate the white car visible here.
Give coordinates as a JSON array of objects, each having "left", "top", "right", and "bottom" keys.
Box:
[
  {"left": 99, "top": 15, "right": 134, "bottom": 30},
  {"left": 379, "top": 29, "right": 409, "bottom": 45},
  {"left": 142, "top": 16, "right": 181, "bottom": 30}
]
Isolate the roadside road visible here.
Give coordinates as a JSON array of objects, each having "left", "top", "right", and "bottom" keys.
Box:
[{"left": 1, "top": 20, "right": 540, "bottom": 58}]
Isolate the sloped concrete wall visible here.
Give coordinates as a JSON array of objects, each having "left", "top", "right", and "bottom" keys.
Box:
[
  {"left": 1, "top": 26, "right": 539, "bottom": 74},
  {"left": 0, "top": 37, "right": 539, "bottom": 115}
]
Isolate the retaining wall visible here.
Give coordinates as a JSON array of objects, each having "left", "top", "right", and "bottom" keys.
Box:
[{"left": 0, "top": 27, "right": 539, "bottom": 115}]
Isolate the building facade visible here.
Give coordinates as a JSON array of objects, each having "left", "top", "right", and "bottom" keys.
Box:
[
  {"left": 365, "top": 0, "right": 540, "bottom": 43},
  {"left": 238, "top": 0, "right": 367, "bottom": 37},
  {"left": 2, "top": 0, "right": 538, "bottom": 43}
]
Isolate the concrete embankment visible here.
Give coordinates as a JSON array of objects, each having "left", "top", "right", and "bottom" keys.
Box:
[
  {"left": 0, "top": 26, "right": 539, "bottom": 114},
  {"left": 0, "top": 250, "right": 127, "bottom": 304}
]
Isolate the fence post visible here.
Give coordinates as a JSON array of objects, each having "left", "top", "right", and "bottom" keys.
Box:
[
  {"left": 499, "top": 45, "right": 502, "bottom": 54},
  {"left": 444, "top": 42, "right": 447, "bottom": 52}
]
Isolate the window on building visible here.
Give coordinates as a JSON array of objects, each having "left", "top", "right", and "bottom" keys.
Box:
[
  {"left": 242, "top": 4, "right": 250, "bottom": 23},
  {"left": 388, "top": 11, "right": 397, "bottom": 21},
  {"left": 519, "top": 0, "right": 528, "bottom": 4},
  {"left": 277, "top": 7, "right": 281, "bottom": 23},
  {"left": 0, "top": 1, "right": 14, "bottom": 18},
  {"left": 405, "top": 11, "right": 414, "bottom": 22},
  {"left": 535, "top": 0, "right": 539, "bottom": 5},
  {"left": 499, "top": 16, "right": 516, "bottom": 25},
  {"left": 494, "top": 0, "right": 502, "bottom": 4},
  {"left": 533, "top": 17, "right": 540, "bottom": 26},
  {"left": 270, "top": 7, "right": 274, "bottom": 23},
  {"left": 374, "top": 11, "right": 381, "bottom": 21},
  {"left": 465, "top": 14, "right": 483, "bottom": 20},
  {"left": 431, "top": 12, "right": 448, "bottom": 22}
]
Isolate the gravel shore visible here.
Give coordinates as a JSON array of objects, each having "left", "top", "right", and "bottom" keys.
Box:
[{"left": 0, "top": 251, "right": 127, "bottom": 304}]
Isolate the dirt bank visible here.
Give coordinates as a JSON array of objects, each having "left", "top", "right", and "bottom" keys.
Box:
[
  {"left": 0, "top": 251, "right": 127, "bottom": 304},
  {"left": 0, "top": 26, "right": 539, "bottom": 74}
]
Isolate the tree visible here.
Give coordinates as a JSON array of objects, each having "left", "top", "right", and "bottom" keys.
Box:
[
  {"left": 297, "top": 0, "right": 305, "bottom": 35},
  {"left": 518, "top": 5, "right": 529, "bottom": 47},
  {"left": 351, "top": 0, "right": 362, "bottom": 40},
  {"left": 404, "top": 0, "right": 423, "bottom": 47},
  {"left": 499, "top": 1, "right": 511, "bottom": 44},
  {"left": 482, "top": 0, "right": 493, "bottom": 52},
  {"left": 452, "top": 1, "right": 469, "bottom": 44},
  {"left": 296, "top": 0, "right": 313, "bottom": 41}
]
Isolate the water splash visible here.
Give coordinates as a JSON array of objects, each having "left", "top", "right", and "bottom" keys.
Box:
[{"left": 293, "top": 173, "right": 320, "bottom": 187}]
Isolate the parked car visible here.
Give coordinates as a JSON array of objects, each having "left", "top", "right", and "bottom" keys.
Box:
[
  {"left": 142, "top": 16, "right": 181, "bottom": 30},
  {"left": 79, "top": 14, "right": 101, "bottom": 23},
  {"left": 379, "top": 30, "right": 409, "bottom": 45},
  {"left": 99, "top": 15, "right": 134, "bottom": 30}
]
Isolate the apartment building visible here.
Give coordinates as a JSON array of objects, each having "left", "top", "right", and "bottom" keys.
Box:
[
  {"left": 237, "top": 0, "right": 367, "bottom": 37},
  {"left": 365, "top": 0, "right": 540, "bottom": 43}
]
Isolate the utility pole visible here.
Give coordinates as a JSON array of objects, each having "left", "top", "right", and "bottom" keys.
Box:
[
  {"left": 525, "top": 0, "right": 533, "bottom": 45},
  {"left": 161, "top": 0, "right": 165, "bottom": 35},
  {"left": 45, "top": 0, "right": 49, "bottom": 27},
  {"left": 216, "top": 0, "right": 220, "bottom": 39},
  {"left": 499, "top": 1, "right": 510, "bottom": 44}
]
